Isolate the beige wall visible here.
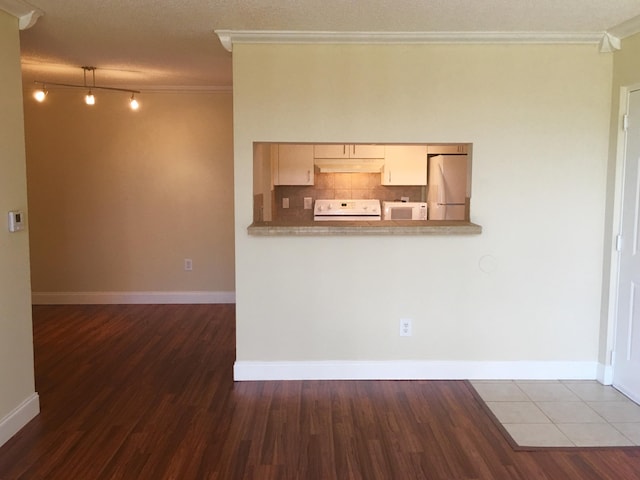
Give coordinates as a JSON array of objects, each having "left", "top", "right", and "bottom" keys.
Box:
[
  {"left": 0, "top": 10, "right": 38, "bottom": 440},
  {"left": 600, "top": 32, "right": 640, "bottom": 372},
  {"left": 24, "top": 90, "right": 235, "bottom": 297},
  {"left": 233, "top": 43, "right": 612, "bottom": 372}
]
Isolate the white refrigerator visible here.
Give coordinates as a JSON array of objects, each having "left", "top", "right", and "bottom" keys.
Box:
[{"left": 427, "top": 154, "right": 468, "bottom": 220}]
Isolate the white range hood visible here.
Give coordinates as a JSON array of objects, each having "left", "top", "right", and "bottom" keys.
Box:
[{"left": 314, "top": 158, "right": 384, "bottom": 173}]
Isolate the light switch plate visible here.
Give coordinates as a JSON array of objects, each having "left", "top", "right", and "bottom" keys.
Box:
[
  {"left": 282, "top": 198, "right": 289, "bottom": 209},
  {"left": 304, "top": 197, "right": 313, "bottom": 209},
  {"left": 8, "top": 211, "right": 25, "bottom": 232}
]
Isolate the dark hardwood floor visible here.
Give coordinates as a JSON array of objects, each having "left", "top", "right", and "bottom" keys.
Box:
[{"left": 1, "top": 304, "right": 640, "bottom": 479}]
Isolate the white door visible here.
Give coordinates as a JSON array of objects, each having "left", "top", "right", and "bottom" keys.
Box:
[{"left": 614, "top": 87, "right": 640, "bottom": 403}]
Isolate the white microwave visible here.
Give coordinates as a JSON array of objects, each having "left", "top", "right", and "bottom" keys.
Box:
[{"left": 382, "top": 201, "right": 428, "bottom": 220}]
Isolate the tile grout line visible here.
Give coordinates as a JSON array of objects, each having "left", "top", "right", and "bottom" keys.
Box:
[{"left": 471, "top": 380, "right": 640, "bottom": 447}]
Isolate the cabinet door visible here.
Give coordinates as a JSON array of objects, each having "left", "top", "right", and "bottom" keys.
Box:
[
  {"left": 426, "top": 144, "right": 468, "bottom": 154},
  {"left": 314, "top": 144, "right": 349, "bottom": 158},
  {"left": 314, "top": 144, "right": 385, "bottom": 158},
  {"left": 275, "top": 144, "right": 314, "bottom": 185},
  {"left": 382, "top": 145, "right": 427, "bottom": 186},
  {"left": 351, "top": 144, "right": 385, "bottom": 159}
]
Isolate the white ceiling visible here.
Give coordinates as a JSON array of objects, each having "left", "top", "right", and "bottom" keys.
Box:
[{"left": 8, "top": 0, "right": 640, "bottom": 90}]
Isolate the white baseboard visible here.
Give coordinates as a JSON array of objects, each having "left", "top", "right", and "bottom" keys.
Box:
[
  {"left": 32, "top": 291, "right": 236, "bottom": 305},
  {"left": 234, "top": 360, "right": 599, "bottom": 381},
  {"left": 597, "top": 362, "right": 613, "bottom": 385},
  {"left": 0, "top": 393, "right": 40, "bottom": 448}
]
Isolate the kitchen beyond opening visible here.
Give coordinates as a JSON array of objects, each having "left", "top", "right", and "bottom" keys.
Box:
[{"left": 252, "top": 143, "right": 472, "bottom": 224}]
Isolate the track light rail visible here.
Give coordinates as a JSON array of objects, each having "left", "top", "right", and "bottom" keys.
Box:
[{"left": 32, "top": 81, "right": 140, "bottom": 94}]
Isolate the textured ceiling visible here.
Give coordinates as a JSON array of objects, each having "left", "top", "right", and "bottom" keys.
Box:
[{"left": 14, "top": 0, "right": 640, "bottom": 89}]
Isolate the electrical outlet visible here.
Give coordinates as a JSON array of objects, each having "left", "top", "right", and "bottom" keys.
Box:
[
  {"left": 304, "top": 197, "right": 313, "bottom": 209},
  {"left": 184, "top": 258, "right": 193, "bottom": 271},
  {"left": 400, "top": 319, "right": 412, "bottom": 337},
  {"left": 283, "top": 197, "right": 290, "bottom": 209}
]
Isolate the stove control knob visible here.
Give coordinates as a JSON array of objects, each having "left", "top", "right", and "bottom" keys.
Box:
[
  {"left": 363, "top": 205, "right": 368, "bottom": 210},
  {"left": 327, "top": 204, "right": 332, "bottom": 210}
]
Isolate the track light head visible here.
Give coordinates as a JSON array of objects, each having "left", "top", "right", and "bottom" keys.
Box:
[
  {"left": 33, "top": 86, "right": 48, "bottom": 102},
  {"left": 129, "top": 94, "right": 139, "bottom": 110}
]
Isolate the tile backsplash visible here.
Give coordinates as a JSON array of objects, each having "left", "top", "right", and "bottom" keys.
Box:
[{"left": 274, "top": 172, "right": 425, "bottom": 221}]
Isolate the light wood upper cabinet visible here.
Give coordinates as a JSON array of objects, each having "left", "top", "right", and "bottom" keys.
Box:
[
  {"left": 382, "top": 145, "right": 427, "bottom": 186},
  {"left": 314, "top": 144, "right": 385, "bottom": 159},
  {"left": 273, "top": 144, "right": 314, "bottom": 185},
  {"left": 426, "top": 144, "right": 468, "bottom": 154}
]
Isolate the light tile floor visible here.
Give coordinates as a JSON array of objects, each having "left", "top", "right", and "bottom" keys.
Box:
[{"left": 470, "top": 380, "right": 640, "bottom": 447}]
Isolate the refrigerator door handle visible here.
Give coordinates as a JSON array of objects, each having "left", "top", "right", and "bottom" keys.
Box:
[
  {"left": 437, "top": 203, "right": 465, "bottom": 206},
  {"left": 438, "top": 164, "right": 446, "bottom": 205}
]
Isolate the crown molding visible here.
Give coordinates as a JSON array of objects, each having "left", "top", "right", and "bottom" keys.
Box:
[
  {"left": 215, "top": 29, "right": 606, "bottom": 53},
  {"left": 0, "top": 0, "right": 43, "bottom": 29},
  {"left": 607, "top": 13, "right": 640, "bottom": 40},
  {"left": 599, "top": 32, "right": 621, "bottom": 53}
]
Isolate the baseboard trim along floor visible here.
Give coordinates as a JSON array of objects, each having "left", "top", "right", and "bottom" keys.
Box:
[
  {"left": 0, "top": 393, "right": 40, "bottom": 449},
  {"left": 233, "top": 360, "right": 599, "bottom": 381},
  {"left": 31, "top": 291, "right": 236, "bottom": 305}
]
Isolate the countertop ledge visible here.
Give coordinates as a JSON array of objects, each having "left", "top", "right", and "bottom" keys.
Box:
[{"left": 247, "top": 220, "right": 482, "bottom": 236}]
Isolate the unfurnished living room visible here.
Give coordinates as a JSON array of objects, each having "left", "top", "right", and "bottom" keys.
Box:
[{"left": 2, "top": 1, "right": 640, "bottom": 479}]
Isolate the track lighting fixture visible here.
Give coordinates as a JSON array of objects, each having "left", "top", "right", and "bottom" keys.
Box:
[
  {"left": 129, "top": 94, "right": 139, "bottom": 110},
  {"left": 33, "top": 85, "right": 47, "bottom": 102},
  {"left": 34, "top": 66, "right": 141, "bottom": 110},
  {"left": 84, "top": 67, "right": 96, "bottom": 106}
]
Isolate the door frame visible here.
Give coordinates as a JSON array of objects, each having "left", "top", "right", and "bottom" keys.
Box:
[{"left": 602, "top": 83, "right": 640, "bottom": 386}]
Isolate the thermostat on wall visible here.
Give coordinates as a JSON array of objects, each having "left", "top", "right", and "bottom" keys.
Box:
[{"left": 8, "top": 210, "right": 25, "bottom": 232}]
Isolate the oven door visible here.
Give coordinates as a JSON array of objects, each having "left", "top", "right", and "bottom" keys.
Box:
[{"left": 314, "top": 214, "right": 381, "bottom": 221}]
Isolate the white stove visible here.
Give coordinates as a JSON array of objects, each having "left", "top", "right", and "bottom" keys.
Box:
[{"left": 313, "top": 199, "right": 381, "bottom": 221}]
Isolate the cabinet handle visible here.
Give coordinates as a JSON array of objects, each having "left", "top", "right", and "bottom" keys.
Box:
[
  {"left": 307, "top": 170, "right": 311, "bottom": 183},
  {"left": 343, "top": 145, "right": 346, "bottom": 155},
  {"left": 388, "top": 170, "right": 391, "bottom": 183},
  {"left": 352, "top": 145, "right": 356, "bottom": 155}
]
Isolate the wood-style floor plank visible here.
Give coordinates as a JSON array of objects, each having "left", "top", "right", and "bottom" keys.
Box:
[{"left": 0, "top": 304, "right": 639, "bottom": 479}]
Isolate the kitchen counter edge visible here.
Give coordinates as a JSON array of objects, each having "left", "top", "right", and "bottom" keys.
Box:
[{"left": 247, "top": 221, "right": 482, "bottom": 236}]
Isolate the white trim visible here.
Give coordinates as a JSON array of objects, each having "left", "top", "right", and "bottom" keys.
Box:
[
  {"left": 0, "top": 393, "right": 39, "bottom": 448},
  {"left": 608, "top": 14, "right": 640, "bottom": 40},
  {"left": 0, "top": 0, "right": 43, "bottom": 30},
  {"left": 614, "top": 383, "right": 640, "bottom": 405},
  {"left": 604, "top": 86, "right": 632, "bottom": 391},
  {"left": 599, "top": 33, "right": 621, "bottom": 53},
  {"left": 215, "top": 29, "right": 605, "bottom": 53},
  {"left": 233, "top": 360, "right": 598, "bottom": 381},
  {"left": 31, "top": 291, "right": 236, "bottom": 305},
  {"left": 597, "top": 362, "right": 614, "bottom": 385}
]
